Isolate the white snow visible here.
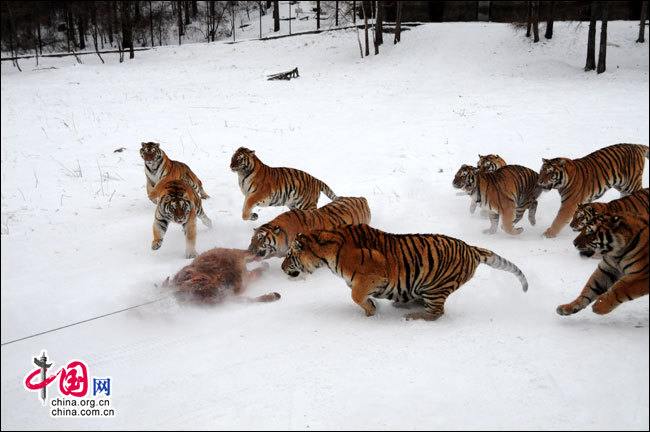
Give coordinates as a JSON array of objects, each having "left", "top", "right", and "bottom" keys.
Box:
[{"left": 1, "top": 21, "right": 649, "bottom": 430}]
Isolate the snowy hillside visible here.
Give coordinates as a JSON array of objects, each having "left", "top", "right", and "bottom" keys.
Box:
[{"left": 1, "top": 21, "right": 649, "bottom": 430}]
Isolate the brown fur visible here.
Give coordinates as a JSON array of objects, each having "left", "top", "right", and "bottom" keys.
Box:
[
  {"left": 165, "top": 248, "right": 280, "bottom": 304},
  {"left": 150, "top": 178, "right": 212, "bottom": 259},
  {"left": 477, "top": 154, "right": 507, "bottom": 172},
  {"left": 248, "top": 196, "right": 371, "bottom": 259},
  {"left": 538, "top": 143, "right": 648, "bottom": 238},
  {"left": 230, "top": 147, "right": 337, "bottom": 221},
  {"left": 281, "top": 224, "right": 527, "bottom": 321},
  {"left": 570, "top": 188, "right": 649, "bottom": 232},
  {"left": 140, "top": 142, "right": 209, "bottom": 203},
  {"left": 558, "top": 212, "right": 649, "bottom": 316},
  {"left": 462, "top": 165, "right": 542, "bottom": 235}
]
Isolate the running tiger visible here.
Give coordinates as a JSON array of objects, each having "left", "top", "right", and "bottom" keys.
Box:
[
  {"left": 150, "top": 178, "right": 212, "bottom": 259},
  {"left": 140, "top": 142, "right": 209, "bottom": 203},
  {"left": 462, "top": 165, "right": 542, "bottom": 235},
  {"left": 230, "top": 147, "right": 337, "bottom": 221},
  {"left": 248, "top": 196, "right": 371, "bottom": 259},
  {"left": 281, "top": 224, "right": 528, "bottom": 321},
  {"left": 538, "top": 143, "right": 648, "bottom": 238},
  {"left": 557, "top": 212, "right": 648, "bottom": 316},
  {"left": 453, "top": 154, "right": 506, "bottom": 214}
]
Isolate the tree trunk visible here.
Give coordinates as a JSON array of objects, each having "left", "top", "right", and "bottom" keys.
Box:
[
  {"left": 638, "top": 0, "right": 647, "bottom": 43},
  {"left": 192, "top": 1, "right": 198, "bottom": 17},
  {"left": 532, "top": 1, "right": 539, "bottom": 42},
  {"left": 394, "top": 0, "right": 402, "bottom": 44},
  {"left": 526, "top": 1, "right": 531, "bottom": 37},
  {"left": 597, "top": 1, "right": 608, "bottom": 74},
  {"left": 37, "top": 18, "right": 43, "bottom": 54},
  {"left": 353, "top": 1, "right": 356, "bottom": 24},
  {"left": 134, "top": 0, "right": 141, "bottom": 22},
  {"left": 91, "top": 1, "right": 105, "bottom": 63},
  {"left": 210, "top": 0, "right": 216, "bottom": 41},
  {"left": 317, "top": 0, "right": 321, "bottom": 30},
  {"left": 121, "top": 1, "right": 134, "bottom": 58},
  {"left": 148, "top": 1, "right": 154, "bottom": 46},
  {"left": 185, "top": 0, "right": 191, "bottom": 25},
  {"left": 545, "top": 1, "right": 554, "bottom": 39},
  {"left": 78, "top": 13, "right": 86, "bottom": 50},
  {"left": 362, "top": 1, "right": 369, "bottom": 56},
  {"left": 259, "top": 1, "right": 262, "bottom": 38},
  {"left": 273, "top": 0, "right": 279, "bottom": 32},
  {"left": 178, "top": 0, "right": 184, "bottom": 42},
  {"left": 335, "top": 1, "right": 339, "bottom": 26},
  {"left": 6, "top": 2, "right": 22, "bottom": 71},
  {"left": 376, "top": 0, "right": 383, "bottom": 45},
  {"left": 585, "top": 1, "right": 597, "bottom": 71},
  {"left": 231, "top": 2, "right": 235, "bottom": 41},
  {"left": 159, "top": 1, "right": 163, "bottom": 44}
]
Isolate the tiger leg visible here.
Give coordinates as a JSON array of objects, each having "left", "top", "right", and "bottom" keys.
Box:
[
  {"left": 405, "top": 282, "right": 459, "bottom": 321},
  {"left": 544, "top": 202, "right": 578, "bottom": 238},
  {"left": 351, "top": 277, "right": 385, "bottom": 317},
  {"left": 483, "top": 212, "right": 499, "bottom": 234},
  {"left": 556, "top": 262, "right": 619, "bottom": 315},
  {"left": 500, "top": 205, "right": 523, "bottom": 235},
  {"left": 146, "top": 180, "right": 157, "bottom": 204},
  {"left": 182, "top": 217, "right": 198, "bottom": 259},
  {"left": 196, "top": 205, "right": 212, "bottom": 228},
  {"left": 152, "top": 217, "right": 169, "bottom": 250},
  {"left": 469, "top": 200, "right": 477, "bottom": 214},
  {"left": 242, "top": 192, "right": 266, "bottom": 221},
  {"left": 527, "top": 200, "right": 538, "bottom": 226},
  {"left": 592, "top": 276, "right": 650, "bottom": 315},
  {"left": 513, "top": 208, "right": 525, "bottom": 225}
]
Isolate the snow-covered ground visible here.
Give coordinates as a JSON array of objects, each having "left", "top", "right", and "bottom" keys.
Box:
[{"left": 1, "top": 21, "right": 648, "bottom": 430}]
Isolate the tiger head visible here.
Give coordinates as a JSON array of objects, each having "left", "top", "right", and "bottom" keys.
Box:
[
  {"left": 453, "top": 164, "right": 477, "bottom": 190},
  {"left": 570, "top": 202, "right": 607, "bottom": 232},
  {"left": 281, "top": 232, "right": 339, "bottom": 278},
  {"left": 230, "top": 147, "right": 256, "bottom": 173},
  {"left": 477, "top": 154, "right": 505, "bottom": 172},
  {"left": 140, "top": 142, "right": 163, "bottom": 164},
  {"left": 159, "top": 193, "right": 193, "bottom": 224},
  {"left": 460, "top": 166, "right": 479, "bottom": 194},
  {"left": 572, "top": 213, "right": 639, "bottom": 256},
  {"left": 248, "top": 224, "right": 286, "bottom": 259},
  {"left": 538, "top": 158, "right": 569, "bottom": 190}
]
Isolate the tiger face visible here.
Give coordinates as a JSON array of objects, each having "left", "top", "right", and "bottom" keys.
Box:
[
  {"left": 160, "top": 195, "right": 193, "bottom": 224},
  {"left": 538, "top": 158, "right": 568, "bottom": 190},
  {"left": 572, "top": 214, "right": 628, "bottom": 256},
  {"left": 281, "top": 234, "right": 325, "bottom": 278},
  {"left": 230, "top": 147, "right": 255, "bottom": 172},
  {"left": 570, "top": 203, "right": 600, "bottom": 232},
  {"left": 461, "top": 167, "right": 479, "bottom": 194},
  {"left": 140, "top": 142, "right": 162, "bottom": 163},
  {"left": 477, "top": 154, "right": 505, "bottom": 172},
  {"left": 248, "top": 224, "right": 285, "bottom": 259},
  {"left": 452, "top": 165, "right": 476, "bottom": 189}
]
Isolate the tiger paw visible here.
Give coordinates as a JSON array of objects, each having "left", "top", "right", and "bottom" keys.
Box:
[
  {"left": 508, "top": 227, "right": 524, "bottom": 235},
  {"left": 556, "top": 304, "right": 579, "bottom": 316},
  {"left": 186, "top": 251, "right": 198, "bottom": 259},
  {"left": 203, "top": 218, "right": 213, "bottom": 229},
  {"left": 482, "top": 228, "right": 497, "bottom": 235},
  {"left": 543, "top": 228, "right": 558, "bottom": 238},
  {"left": 363, "top": 299, "right": 376, "bottom": 317},
  {"left": 591, "top": 299, "right": 613, "bottom": 315},
  {"left": 404, "top": 311, "right": 442, "bottom": 321},
  {"left": 250, "top": 213, "right": 259, "bottom": 221},
  {"left": 151, "top": 240, "right": 163, "bottom": 250}
]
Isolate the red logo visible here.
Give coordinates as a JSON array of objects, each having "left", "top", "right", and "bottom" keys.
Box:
[{"left": 24, "top": 351, "right": 89, "bottom": 402}]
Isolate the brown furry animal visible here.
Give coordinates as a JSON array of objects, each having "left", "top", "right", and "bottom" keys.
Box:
[{"left": 164, "top": 248, "right": 281, "bottom": 304}]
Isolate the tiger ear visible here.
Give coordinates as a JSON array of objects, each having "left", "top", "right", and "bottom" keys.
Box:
[
  {"left": 557, "top": 159, "right": 566, "bottom": 166},
  {"left": 542, "top": 158, "right": 549, "bottom": 164}
]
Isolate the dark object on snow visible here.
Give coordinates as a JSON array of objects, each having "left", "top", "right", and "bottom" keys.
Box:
[
  {"left": 113, "top": 147, "right": 126, "bottom": 153},
  {"left": 267, "top": 67, "right": 299, "bottom": 81},
  {"left": 163, "top": 248, "right": 280, "bottom": 304}
]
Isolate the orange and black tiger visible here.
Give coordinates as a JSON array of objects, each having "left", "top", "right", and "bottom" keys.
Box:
[
  {"left": 557, "top": 212, "right": 648, "bottom": 316},
  {"left": 453, "top": 154, "right": 506, "bottom": 214},
  {"left": 477, "top": 154, "right": 507, "bottom": 172},
  {"left": 248, "top": 196, "right": 371, "bottom": 259},
  {"left": 462, "top": 165, "right": 542, "bottom": 235},
  {"left": 281, "top": 224, "right": 528, "bottom": 321},
  {"left": 150, "top": 178, "right": 212, "bottom": 259},
  {"left": 537, "top": 143, "right": 648, "bottom": 238},
  {"left": 140, "top": 142, "right": 209, "bottom": 203},
  {"left": 230, "top": 147, "right": 337, "bottom": 221}
]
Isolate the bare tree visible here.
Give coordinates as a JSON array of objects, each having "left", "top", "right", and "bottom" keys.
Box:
[
  {"left": 526, "top": 1, "right": 532, "bottom": 37},
  {"left": 532, "top": 1, "right": 539, "bottom": 42},
  {"left": 149, "top": 0, "right": 154, "bottom": 46},
  {"left": 177, "top": 0, "right": 184, "bottom": 44},
  {"left": 316, "top": 0, "right": 320, "bottom": 29},
  {"left": 375, "top": 0, "right": 383, "bottom": 45},
  {"left": 121, "top": 1, "right": 134, "bottom": 58},
  {"left": 585, "top": 1, "right": 597, "bottom": 71},
  {"left": 362, "top": 0, "right": 369, "bottom": 56},
  {"left": 184, "top": 0, "right": 191, "bottom": 25},
  {"left": 545, "top": 1, "right": 554, "bottom": 39},
  {"left": 91, "top": 1, "right": 104, "bottom": 63},
  {"left": 638, "top": 0, "right": 648, "bottom": 43},
  {"left": 597, "top": 1, "right": 608, "bottom": 74},
  {"left": 335, "top": 1, "right": 339, "bottom": 26},
  {"left": 394, "top": 0, "right": 402, "bottom": 44},
  {"left": 273, "top": 0, "right": 279, "bottom": 32}
]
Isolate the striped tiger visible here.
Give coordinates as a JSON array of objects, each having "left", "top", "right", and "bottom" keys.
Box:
[
  {"left": 462, "top": 165, "right": 542, "bottom": 235},
  {"left": 477, "top": 154, "right": 507, "bottom": 172},
  {"left": 230, "top": 147, "right": 337, "bottom": 221},
  {"left": 150, "top": 178, "right": 212, "bottom": 259},
  {"left": 557, "top": 212, "right": 648, "bottom": 316},
  {"left": 281, "top": 224, "right": 528, "bottom": 321},
  {"left": 538, "top": 143, "right": 648, "bottom": 238},
  {"left": 248, "top": 196, "right": 371, "bottom": 259},
  {"left": 140, "top": 142, "right": 209, "bottom": 204}
]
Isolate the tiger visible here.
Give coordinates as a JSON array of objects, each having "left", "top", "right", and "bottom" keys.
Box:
[
  {"left": 281, "top": 224, "right": 528, "bottom": 321},
  {"left": 537, "top": 143, "right": 648, "bottom": 238},
  {"left": 140, "top": 142, "right": 209, "bottom": 204},
  {"left": 461, "top": 165, "right": 542, "bottom": 235},
  {"left": 557, "top": 212, "right": 648, "bottom": 316},
  {"left": 230, "top": 147, "right": 337, "bottom": 221},
  {"left": 477, "top": 154, "right": 507, "bottom": 172},
  {"left": 150, "top": 178, "right": 212, "bottom": 259},
  {"left": 248, "top": 196, "right": 371, "bottom": 259},
  {"left": 570, "top": 188, "right": 649, "bottom": 257},
  {"left": 453, "top": 157, "right": 507, "bottom": 215}
]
